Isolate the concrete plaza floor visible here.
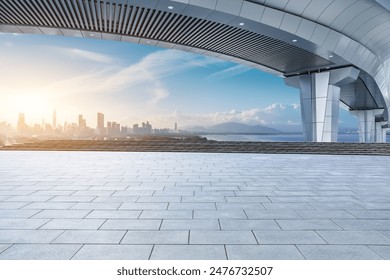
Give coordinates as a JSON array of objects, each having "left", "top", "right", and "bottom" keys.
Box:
[{"left": 0, "top": 151, "right": 390, "bottom": 260}]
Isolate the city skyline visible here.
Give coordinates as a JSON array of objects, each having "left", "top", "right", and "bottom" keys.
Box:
[{"left": 0, "top": 33, "right": 358, "bottom": 129}]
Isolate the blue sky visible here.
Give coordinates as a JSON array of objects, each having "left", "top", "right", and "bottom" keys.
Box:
[{"left": 0, "top": 33, "right": 358, "bottom": 130}]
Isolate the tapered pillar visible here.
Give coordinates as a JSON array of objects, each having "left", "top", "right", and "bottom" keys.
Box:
[
  {"left": 375, "top": 121, "right": 387, "bottom": 143},
  {"left": 351, "top": 109, "right": 384, "bottom": 143},
  {"left": 285, "top": 67, "right": 360, "bottom": 142}
]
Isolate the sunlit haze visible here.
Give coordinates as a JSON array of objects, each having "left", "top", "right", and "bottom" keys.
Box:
[{"left": 0, "top": 33, "right": 358, "bottom": 130}]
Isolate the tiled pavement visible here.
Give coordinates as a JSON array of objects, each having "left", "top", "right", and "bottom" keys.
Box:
[{"left": 0, "top": 151, "right": 390, "bottom": 260}]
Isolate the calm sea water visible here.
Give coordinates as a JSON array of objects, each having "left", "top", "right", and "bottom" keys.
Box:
[{"left": 202, "top": 133, "right": 390, "bottom": 142}]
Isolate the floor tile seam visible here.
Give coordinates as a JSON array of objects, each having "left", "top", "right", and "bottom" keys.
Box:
[
  {"left": 367, "top": 245, "right": 390, "bottom": 259},
  {"left": 36, "top": 218, "right": 54, "bottom": 230},
  {"left": 69, "top": 244, "right": 85, "bottom": 260},
  {"left": 0, "top": 244, "right": 14, "bottom": 255}
]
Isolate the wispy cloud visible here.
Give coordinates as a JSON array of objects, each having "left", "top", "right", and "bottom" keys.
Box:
[
  {"left": 64, "top": 48, "right": 115, "bottom": 63},
  {"left": 207, "top": 65, "right": 251, "bottom": 80},
  {"left": 149, "top": 103, "right": 302, "bottom": 127}
]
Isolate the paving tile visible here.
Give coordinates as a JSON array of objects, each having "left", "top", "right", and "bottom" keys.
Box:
[
  {"left": 0, "top": 244, "right": 82, "bottom": 260},
  {"left": 137, "top": 196, "right": 181, "bottom": 203},
  {"left": 226, "top": 245, "right": 304, "bottom": 260},
  {"left": 220, "top": 220, "right": 280, "bottom": 231},
  {"left": 120, "top": 203, "right": 168, "bottom": 210},
  {"left": 276, "top": 220, "right": 341, "bottom": 230},
  {"left": 296, "top": 210, "right": 355, "bottom": 219},
  {"left": 41, "top": 219, "right": 106, "bottom": 230},
  {"left": 168, "top": 203, "right": 216, "bottom": 210},
  {"left": 85, "top": 210, "right": 141, "bottom": 219},
  {"left": 317, "top": 231, "right": 390, "bottom": 245},
  {"left": 23, "top": 202, "right": 75, "bottom": 210},
  {"left": 73, "top": 191, "right": 114, "bottom": 196},
  {"left": 333, "top": 220, "right": 390, "bottom": 230},
  {"left": 194, "top": 211, "right": 247, "bottom": 219},
  {"left": 297, "top": 245, "right": 383, "bottom": 260},
  {"left": 72, "top": 245, "right": 153, "bottom": 260},
  {"left": 190, "top": 231, "right": 257, "bottom": 244},
  {"left": 309, "top": 202, "right": 364, "bottom": 210},
  {"left": 5, "top": 196, "right": 54, "bottom": 202},
  {"left": 121, "top": 231, "right": 188, "bottom": 244},
  {"left": 53, "top": 230, "right": 126, "bottom": 244},
  {"left": 0, "top": 218, "right": 49, "bottom": 229},
  {"left": 225, "top": 197, "right": 270, "bottom": 203},
  {"left": 71, "top": 203, "right": 121, "bottom": 210},
  {"left": 101, "top": 220, "right": 161, "bottom": 230},
  {"left": 263, "top": 203, "right": 314, "bottom": 210},
  {"left": 32, "top": 209, "right": 91, "bottom": 219},
  {"left": 347, "top": 210, "right": 390, "bottom": 219},
  {"left": 245, "top": 210, "right": 301, "bottom": 220},
  {"left": 0, "top": 209, "right": 40, "bottom": 218},
  {"left": 368, "top": 246, "right": 390, "bottom": 259},
  {"left": 254, "top": 231, "right": 326, "bottom": 244},
  {"left": 151, "top": 245, "right": 226, "bottom": 260},
  {"left": 92, "top": 196, "right": 138, "bottom": 203},
  {"left": 216, "top": 203, "right": 265, "bottom": 211},
  {"left": 182, "top": 196, "right": 226, "bottom": 203},
  {"left": 0, "top": 244, "right": 12, "bottom": 253},
  {"left": 0, "top": 202, "right": 30, "bottom": 209},
  {"left": 0, "top": 230, "right": 63, "bottom": 243},
  {"left": 139, "top": 211, "right": 192, "bottom": 219},
  {"left": 161, "top": 220, "right": 220, "bottom": 230}
]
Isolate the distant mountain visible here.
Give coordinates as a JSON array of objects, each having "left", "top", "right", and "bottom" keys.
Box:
[{"left": 187, "top": 122, "right": 280, "bottom": 134}]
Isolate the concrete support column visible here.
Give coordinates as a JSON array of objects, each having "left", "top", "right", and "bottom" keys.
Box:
[
  {"left": 351, "top": 109, "right": 384, "bottom": 143},
  {"left": 285, "top": 67, "right": 360, "bottom": 142},
  {"left": 375, "top": 121, "right": 387, "bottom": 143},
  {"left": 382, "top": 127, "right": 389, "bottom": 143}
]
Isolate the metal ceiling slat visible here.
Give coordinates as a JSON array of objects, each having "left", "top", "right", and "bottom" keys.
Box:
[
  {"left": 164, "top": 15, "right": 191, "bottom": 42},
  {"left": 153, "top": 12, "right": 175, "bottom": 40},
  {"left": 108, "top": 2, "right": 113, "bottom": 33},
  {"left": 173, "top": 17, "right": 201, "bottom": 43},
  {"left": 51, "top": 0, "right": 72, "bottom": 28},
  {"left": 159, "top": 13, "right": 182, "bottom": 41},
  {"left": 102, "top": 0, "right": 107, "bottom": 32},
  {"left": 95, "top": 0, "right": 102, "bottom": 31},
  {"left": 184, "top": 21, "right": 221, "bottom": 46},
  {"left": 112, "top": 3, "right": 121, "bottom": 34},
  {"left": 31, "top": 0, "right": 54, "bottom": 26},
  {"left": 142, "top": 10, "right": 159, "bottom": 38},
  {"left": 130, "top": 7, "right": 143, "bottom": 36},
  {"left": 60, "top": 0, "right": 78, "bottom": 29},
  {"left": 11, "top": 0, "right": 39, "bottom": 26},
  {"left": 83, "top": 0, "right": 95, "bottom": 31},
  {"left": 39, "top": 0, "right": 63, "bottom": 27},
  {"left": 71, "top": 0, "right": 85, "bottom": 30},
  {"left": 116, "top": 3, "right": 126, "bottom": 34},
  {"left": 175, "top": 17, "right": 203, "bottom": 43},
  {"left": 77, "top": 0, "right": 90, "bottom": 30},
  {"left": 125, "top": 6, "right": 137, "bottom": 35},
  {"left": 145, "top": 10, "right": 163, "bottom": 38},
  {"left": 120, "top": 4, "right": 132, "bottom": 34},
  {"left": 134, "top": 7, "right": 147, "bottom": 36},
  {"left": 0, "top": 2, "right": 25, "bottom": 25},
  {"left": 136, "top": 7, "right": 153, "bottom": 37},
  {"left": 150, "top": 11, "right": 170, "bottom": 38}
]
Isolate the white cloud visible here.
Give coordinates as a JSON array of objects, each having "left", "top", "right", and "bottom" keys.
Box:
[
  {"left": 149, "top": 103, "right": 302, "bottom": 128},
  {"left": 207, "top": 64, "right": 251, "bottom": 80},
  {"left": 65, "top": 48, "right": 114, "bottom": 63}
]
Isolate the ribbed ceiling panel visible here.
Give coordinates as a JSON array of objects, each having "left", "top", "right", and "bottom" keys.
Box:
[{"left": 0, "top": 0, "right": 332, "bottom": 73}]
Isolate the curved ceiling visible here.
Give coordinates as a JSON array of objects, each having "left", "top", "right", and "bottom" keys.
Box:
[{"left": 0, "top": 0, "right": 389, "bottom": 118}]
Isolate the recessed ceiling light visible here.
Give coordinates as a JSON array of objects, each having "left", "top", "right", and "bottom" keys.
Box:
[
  {"left": 239, "top": 22, "right": 245, "bottom": 26},
  {"left": 146, "top": 41, "right": 151, "bottom": 44},
  {"left": 326, "top": 67, "right": 330, "bottom": 69},
  {"left": 168, "top": 6, "right": 174, "bottom": 10},
  {"left": 329, "top": 55, "right": 333, "bottom": 58},
  {"left": 292, "top": 39, "right": 297, "bottom": 43},
  {"left": 90, "top": 33, "right": 95, "bottom": 36}
]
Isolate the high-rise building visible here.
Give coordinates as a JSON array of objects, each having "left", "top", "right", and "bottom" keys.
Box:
[
  {"left": 175, "top": 122, "right": 177, "bottom": 131},
  {"left": 107, "top": 121, "right": 112, "bottom": 136},
  {"left": 53, "top": 109, "right": 57, "bottom": 129},
  {"left": 97, "top": 112, "right": 104, "bottom": 135},
  {"left": 17, "top": 113, "right": 26, "bottom": 134}
]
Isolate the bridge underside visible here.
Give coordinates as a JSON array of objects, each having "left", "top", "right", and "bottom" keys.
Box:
[{"left": 0, "top": 0, "right": 388, "bottom": 142}]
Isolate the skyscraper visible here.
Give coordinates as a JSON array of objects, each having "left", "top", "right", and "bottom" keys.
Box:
[
  {"left": 53, "top": 109, "right": 57, "bottom": 129},
  {"left": 97, "top": 112, "right": 104, "bottom": 135},
  {"left": 17, "top": 113, "right": 26, "bottom": 134}
]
